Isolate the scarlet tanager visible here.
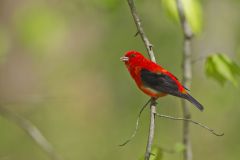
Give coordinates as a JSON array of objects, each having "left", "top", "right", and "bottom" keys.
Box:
[{"left": 120, "top": 50, "right": 204, "bottom": 111}]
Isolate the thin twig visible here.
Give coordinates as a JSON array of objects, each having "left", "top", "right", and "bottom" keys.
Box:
[
  {"left": 127, "top": 0, "right": 156, "bottom": 63},
  {"left": 175, "top": 0, "right": 194, "bottom": 160},
  {"left": 0, "top": 106, "right": 63, "bottom": 160},
  {"left": 119, "top": 99, "right": 151, "bottom": 146},
  {"left": 126, "top": 1, "right": 158, "bottom": 160},
  {"left": 145, "top": 99, "right": 157, "bottom": 160},
  {"left": 156, "top": 113, "right": 224, "bottom": 136}
]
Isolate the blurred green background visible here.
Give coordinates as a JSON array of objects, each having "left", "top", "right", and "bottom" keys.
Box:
[{"left": 0, "top": 0, "right": 240, "bottom": 160}]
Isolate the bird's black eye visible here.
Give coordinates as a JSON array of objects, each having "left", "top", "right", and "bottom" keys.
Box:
[{"left": 130, "top": 54, "right": 136, "bottom": 58}]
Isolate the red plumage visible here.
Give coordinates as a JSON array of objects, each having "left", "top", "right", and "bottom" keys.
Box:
[{"left": 121, "top": 50, "right": 204, "bottom": 111}]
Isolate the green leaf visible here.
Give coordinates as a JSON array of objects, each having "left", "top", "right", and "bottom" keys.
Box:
[
  {"left": 205, "top": 54, "right": 240, "bottom": 86},
  {"left": 162, "top": 0, "right": 178, "bottom": 22},
  {"left": 162, "top": 0, "right": 203, "bottom": 34},
  {"left": 150, "top": 146, "right": 163, "bottom": 160},
  {"left": 174, "top": 142, "right": 185, "bottom": 153},
  {"left": 139, "top": 146, "right": 163, "bottom": 160}
]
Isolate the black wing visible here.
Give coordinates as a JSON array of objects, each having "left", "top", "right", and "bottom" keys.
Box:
[
  {"left": 140, "top": 68, "right": 180, "bottom": 96},
  {"left": 140, "top": 68, "right": 204, "bottom": 111}
]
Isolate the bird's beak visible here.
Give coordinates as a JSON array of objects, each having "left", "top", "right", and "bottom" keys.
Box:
[{"left": 120, "top": 56, "right": 129, "bottom": 62}]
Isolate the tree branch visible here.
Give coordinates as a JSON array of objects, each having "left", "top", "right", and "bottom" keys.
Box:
[
  {"left": 175, "top": 0, "right": 194, "bottom": 160},
  {"left": 156, "top": 113, "right": 224, "bottom": 136},
  {"left": 126, "top": 1, "right": 157, "bottom": 160},
  {"left": 145, "top": 99, "right": 157, "bottom": 160},
  {"left": 0, "top": 106, "right": 63, "bottom": 160},
  {"left": 126, "top": 0, "right": 156, "bottom": 63}
]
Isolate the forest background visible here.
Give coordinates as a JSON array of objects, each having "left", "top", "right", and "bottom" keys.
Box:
[{"left": 0, "top": 0, "right": 240, "bottom": 160}]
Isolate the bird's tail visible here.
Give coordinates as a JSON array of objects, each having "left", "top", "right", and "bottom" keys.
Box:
[
  {"left": 167, "top": 91, "right": 204, "bottom": 111},
  {"left": 181, "top": 94, "right": 204, "bottom": 111}
]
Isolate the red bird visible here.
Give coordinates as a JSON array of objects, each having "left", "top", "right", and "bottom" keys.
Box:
[{"left": 120, "top": 50, "right": 204, "bottom": 111}]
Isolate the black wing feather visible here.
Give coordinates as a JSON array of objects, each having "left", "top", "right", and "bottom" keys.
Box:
[
  {"left": 140, "top": 68, "right": 204, "bottom": 111},
  {"left": 140, "top": 68, "right": 179, "bottom": 94}
]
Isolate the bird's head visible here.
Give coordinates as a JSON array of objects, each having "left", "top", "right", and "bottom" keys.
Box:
[{"left": 120, "top": 50, "right": 145, "bottom": 65}]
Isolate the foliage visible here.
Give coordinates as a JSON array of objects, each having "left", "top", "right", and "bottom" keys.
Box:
[
  {"left": 139, "top": 146, "right": 163, "bottom": 160},
  {"left": 161, "top": 0, "right": 203, "bottom": 34},
  {"left": 174, "top": 142, "right": 185, "bottom": 153},
  {"left": 150, "top": 146, "right": 163, "bottom": 160},
  {"left": 205, "top": 53, "right": 240, "bottom": 86}
]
